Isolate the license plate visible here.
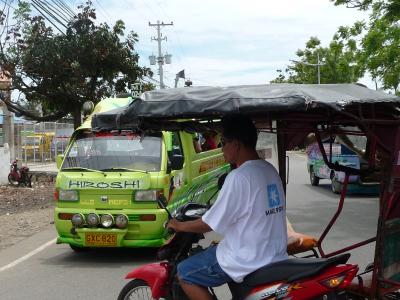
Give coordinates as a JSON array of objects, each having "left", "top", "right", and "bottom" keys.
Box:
[{"left": 85, "top": 233, "right": 117, "bottom": 247}]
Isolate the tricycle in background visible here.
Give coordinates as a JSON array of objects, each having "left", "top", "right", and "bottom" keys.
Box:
[{"left": 306, "top": 133, "right": 380, "bottom": 194}]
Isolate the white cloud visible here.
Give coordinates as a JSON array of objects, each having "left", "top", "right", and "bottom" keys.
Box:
[{"left": 89, "top": 0, "right": 371, "bottom": 87}]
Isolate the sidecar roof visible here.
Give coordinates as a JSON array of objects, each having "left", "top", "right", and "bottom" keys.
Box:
[{"left": 92, "top": 83, "right": 400, "bottom": 131}]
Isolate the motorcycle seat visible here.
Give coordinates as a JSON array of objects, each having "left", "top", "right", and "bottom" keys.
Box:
[{"left": 244, "top": 253, "right": 350, "bottom": 286}]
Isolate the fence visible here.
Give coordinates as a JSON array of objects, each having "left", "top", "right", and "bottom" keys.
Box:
[{"left": 13, "top": 122, "right": 74, "bottom": 163}]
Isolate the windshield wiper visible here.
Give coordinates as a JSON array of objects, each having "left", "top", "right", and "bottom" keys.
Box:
[
  {"left": 62, "top": 167, "right": 106, "bottom": 175},
  {"left": 100, "top": 167, "right": 149, "bottom": 173}
]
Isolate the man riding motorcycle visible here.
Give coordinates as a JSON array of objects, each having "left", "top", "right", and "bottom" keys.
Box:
[{"left": 167, "top": 114, "right": 288, "bottom": 300}]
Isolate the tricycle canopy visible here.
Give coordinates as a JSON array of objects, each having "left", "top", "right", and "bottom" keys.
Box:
[{"left": 92, "top": 83, "right": 400, "bottom": 152}]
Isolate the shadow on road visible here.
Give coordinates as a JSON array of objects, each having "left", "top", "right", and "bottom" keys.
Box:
[{"left": 41, "top": 247, "right": 159, "bottom": 268}]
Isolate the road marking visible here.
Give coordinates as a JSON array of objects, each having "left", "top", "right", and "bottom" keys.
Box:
[{"left": 0, "top": 238, "right": 56, "bottom": 272}]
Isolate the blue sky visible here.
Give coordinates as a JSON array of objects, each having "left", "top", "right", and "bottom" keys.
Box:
[{"left": 75, "top": 1, "right": 370, "bottom": 87}]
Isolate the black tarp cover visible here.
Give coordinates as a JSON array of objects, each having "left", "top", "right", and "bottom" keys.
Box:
[{"left": 92, "top": 84, "right": 400, "bottom": 131}]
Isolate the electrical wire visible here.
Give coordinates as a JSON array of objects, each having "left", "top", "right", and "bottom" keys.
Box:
[
  {"left": 51, "top": 0, "right": 75, "bottom": 19},
  {"left": 0, "top": 0, "right": 16, "bottom": 10},
  {"left": 54, "top": 0, "right": 76, "bottom": 18},
  {"left": 33, "top": 0, "right": 68, "bottom": 29},
  {"left": 30, "top": 0, "right": 67, "bottom": 34},
  {"left": 38, "top": 0, "right": 71, "bottom": 23},
  {"left": 94, "top": 0, "right": 113, "bottom": 23}
]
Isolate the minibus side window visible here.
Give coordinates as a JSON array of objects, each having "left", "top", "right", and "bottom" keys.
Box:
[{"left": 168, "top": 132, "right": 184, "bottom": 171}]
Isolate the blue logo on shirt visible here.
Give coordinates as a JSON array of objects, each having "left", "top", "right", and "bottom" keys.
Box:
[{"left": 267, "top": 184, "right": 281, "bottom": 208}]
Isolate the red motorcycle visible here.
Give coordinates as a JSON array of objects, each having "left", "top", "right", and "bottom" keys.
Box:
[
  {"left": 118, "top": 200, "right": 358, "bottom": 300},
  {"left": 8, "top": 159, "right": 32, "bottom": 187}
]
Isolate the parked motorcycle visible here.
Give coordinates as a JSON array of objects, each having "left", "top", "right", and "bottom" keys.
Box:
[
  {"left": 118, "top": 198, "right": 359, "bottom": 300},
  {"left": 8, "top": 159, "right": 32, "bottom": 187}
]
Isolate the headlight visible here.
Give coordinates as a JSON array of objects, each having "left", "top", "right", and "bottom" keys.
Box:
[
  {"left": 115, "top": 214, "right": 128, "bottom": 229},
  {"left": 87, "top": 213, "right": 99, "bottom": 227},
  {"left": 59, "top": 190, "right": 79, "bottom": 201},
  {"left": 71, "top": 213, "right": 85, "bottom": 227},
  {"left": 100, "top": 214, "right": 114, "bottom": 228},
  {"left": 135, "top": 190, "right": 162, "bottom": 201}
]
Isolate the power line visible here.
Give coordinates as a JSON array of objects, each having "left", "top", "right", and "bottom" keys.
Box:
[
  {"left": 54, "top": 0, "right": 76, "bottom": 18},
  {"left": 32, "top": 0, "right": 69, "bottom": 29},
  {"left": 30, "top": 0, "right": 67, "bottom": 34},
  {"left": 51, "top": 0, "right": 75, "bottom": 19},
  {"left": 94, "top": 0, "right": 113, "bottom": 23},
  {"left": 38, "top": 0, "right": 71, "bottom": 23},
  {"left": 0, "top": 0, "right": 16, "bottom": 10},
  {"left": 150, "top": 1, "right": 186, "bottom": 62}
]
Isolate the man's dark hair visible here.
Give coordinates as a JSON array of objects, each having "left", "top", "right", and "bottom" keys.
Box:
[{"left": 222, "top": 114, "right": 257, "bottom": 149}]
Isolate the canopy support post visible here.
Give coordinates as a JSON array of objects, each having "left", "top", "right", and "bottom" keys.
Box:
[{"left": 277, "top": 121, "right": 287, "bottom": 194}]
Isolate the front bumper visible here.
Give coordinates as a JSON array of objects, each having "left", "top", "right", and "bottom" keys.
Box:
[
  {"left": 54, "top": 207, "right": 168, "bottom": 248},
  {"left": 56, "top": 233, "right": 167, "bottom": 248}
]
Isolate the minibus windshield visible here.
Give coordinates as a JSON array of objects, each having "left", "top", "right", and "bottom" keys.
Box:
[{"left": 62, "top": 132, "right": 162, "bottom": 172}]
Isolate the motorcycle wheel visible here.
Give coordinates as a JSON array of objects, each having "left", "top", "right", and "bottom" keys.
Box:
[
  {"left": 117, "top": 279, "right": 156, "bottom": 300},
  {"left": 330, "top": 173, "right": 342, "bottom": 194},
  {"left": 8, "top": 174, "right": 20, "bottom": 186},
  {"left": 309, "top": 167, "right": 320, "bottom": 186},
  {"left": 26, "top": 175, "right": 32, "bottom": 188}
]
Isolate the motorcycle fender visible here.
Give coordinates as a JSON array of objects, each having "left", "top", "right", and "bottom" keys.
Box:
[{"left": 125, "top": 262, "right": 169, "bottom": 299}]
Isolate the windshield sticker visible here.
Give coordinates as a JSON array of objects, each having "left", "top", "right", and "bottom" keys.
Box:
[
  {"left": 173, "top": 172, "right": 184, "bottom": 189},
  {"left": 68, "top": 180, "right": 141, "bottom": 189}
]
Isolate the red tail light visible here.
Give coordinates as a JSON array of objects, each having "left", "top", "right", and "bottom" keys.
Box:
[
  {"left": 319, "top": 266, "right": 358, "bottom": 289},
  {"left": 54, "top": 189, "right": 59, "bottom": 201},
  {"left": 339, "top": 266, "right": 358, "bottom": 288}
]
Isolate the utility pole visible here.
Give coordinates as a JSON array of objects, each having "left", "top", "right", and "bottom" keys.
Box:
[
  {"left": 149, "top": 21, "right": 173, "bottom": 89},
  {"left": 290, "top": 52, "right": 325, "bottom": 84}
]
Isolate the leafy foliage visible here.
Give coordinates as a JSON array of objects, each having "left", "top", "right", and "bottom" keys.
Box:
[
  {"left": 331, "top": 0, "right": 400, "bottom": 20},
  {"left": 275, "top": 1, "right": 400, "bottom": 94},
  {"left": 271, "top": 30, "right": 364, "bottom": 84},
  {"left": 332, "top": 0, "right": 400, "bottom": 93},
  {"left": 0, "top": 1, "right": 152, "bottom": 127}
]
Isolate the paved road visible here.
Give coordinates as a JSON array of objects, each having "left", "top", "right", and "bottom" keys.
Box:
[{"left": 0, "top": 153, "right": 379, "bottom": 300}]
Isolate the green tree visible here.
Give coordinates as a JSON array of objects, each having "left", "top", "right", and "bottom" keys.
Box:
[
  {"left": 332, "top": 1, "right": 400, "bottom": 94},
  {"left": 0, "top": 1, "right": 152, "bottom": 128},
  {"left": 331, "top": 0, "right": 400, "bottom": 20},
  {"left": 271, "top": 31, "right": 364, "bottom": 84}
]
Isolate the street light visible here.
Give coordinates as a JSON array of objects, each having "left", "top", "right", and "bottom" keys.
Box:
[{"left": 290, "top": 52, "right": 325, "bottom": 84}]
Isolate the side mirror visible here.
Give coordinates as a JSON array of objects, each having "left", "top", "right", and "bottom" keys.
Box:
[
  {"left": 168, "top": 154, "right": 184, "bottom": 170},
  {"left": 56, "top": 154, "right": 64, "bottom": 169}
]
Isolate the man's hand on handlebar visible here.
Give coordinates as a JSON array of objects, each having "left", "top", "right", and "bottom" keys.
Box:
[
  {"left": 167, "top": 218, "right": 183, "bottom": 233},
  {"left": 167, "top": 218, "right": 213, "bottom": 234}
]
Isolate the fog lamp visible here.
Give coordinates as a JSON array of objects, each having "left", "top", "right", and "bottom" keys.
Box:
[
  {"left": 71, "top": 213, "right": 85, "bottom": 227},
  {"left": 115, "top": 214, "right": 128, "bottom": 229},
  {"left": 87, "top": 213, "right": 100, "bottom": 227},
  {"left": 100, "top": 214, "right": 114, "bottom": 228}
]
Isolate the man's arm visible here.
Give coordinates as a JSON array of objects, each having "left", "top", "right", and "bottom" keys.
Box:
[{"left": 167, "top": 218, "right": 212, "bottom": 233}]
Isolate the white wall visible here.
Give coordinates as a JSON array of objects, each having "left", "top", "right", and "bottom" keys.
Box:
[{"left": 0, "top": 143, "right": 10, "bottom": 185}]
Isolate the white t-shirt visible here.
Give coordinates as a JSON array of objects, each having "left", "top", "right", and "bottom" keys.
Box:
[{"left": 202, "top": 159, "right": 288, "bottom": 283}]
